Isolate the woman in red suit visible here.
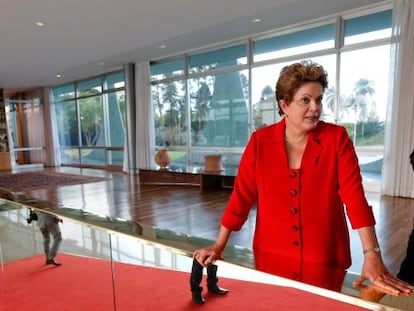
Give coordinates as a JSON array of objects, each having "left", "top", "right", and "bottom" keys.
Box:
[{"left": 193, "top": 60, "right": 412, "bottom": 296}]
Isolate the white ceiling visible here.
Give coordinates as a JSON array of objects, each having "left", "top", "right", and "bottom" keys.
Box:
[{"left": 0, "top": 0, "right": 386, "bottom": 91}]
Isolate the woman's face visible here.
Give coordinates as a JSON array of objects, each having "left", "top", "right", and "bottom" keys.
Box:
[{"left": 280, "top": 81, "right": 323, "bottom": 132}]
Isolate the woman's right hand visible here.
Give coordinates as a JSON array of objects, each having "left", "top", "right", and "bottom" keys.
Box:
[{"left": 193, "top": 243, "right": 224, "bottom": 267}]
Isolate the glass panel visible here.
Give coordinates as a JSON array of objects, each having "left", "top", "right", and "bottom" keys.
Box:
[
  {"left": 150, "top": 58, "right": 185, "bottom": 81},
  {"left": 81, "top": 148, "right": 106, "bottom": 165},
  {"left": 253, "top": 24, "right": 335, "bottom": 62},
  {"left": 52, "top": 83, "right": 75, "bottom": 101},
  {"left": 1, "top": 196, "right": 399, "bottom": 310},
  {"left": 60, "top": 147, "right": 80, "bottom": 165},
  {"left": 54, "top": 100, "right": 79, "bottom": 146},
  {"left": 189, "top": 44, "right": 247, "bottom": 74},
  {"left": 189, "top": 70, "right": 249, "bottom": 148},
  {"left": 344, "top": 10, "right": 392, "bottom": 45},
  {"left": 77, "top": 77, "right": 102, "bottom": 97},
  {"left": 338, "top": 45, "right": 390, "bottom": 179},
  {"left": 80, "top": 148, "right": 106, "bottom": 166},
  {"left": 107, "top": 150, "right": 124, "bottom": 166},
  {"left": 104, "top": 71, "right": 125, "bottom": 90},
  {"left": 106, "top": 91, "right": 126, "bottom": 148},
  {"left": 0, "top": 203, "right": 113, "bottom": 308},
  {"left": 251, "top": 55, "right": 336, "bottom": 130},
  {"left": 151, "top": 80, "right": 186, "bottom": 148},
  {"left": 79, "top": 96, "right": 104, "bottom": 147}
]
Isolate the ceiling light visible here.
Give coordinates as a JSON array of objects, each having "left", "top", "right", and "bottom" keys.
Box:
[
  {"left": 98, "top": 62, "right": 105, "bottom": 66},
  {"left": 159, "top": 44, "right": 166, "bottom": 49},
  {"left": 56, "top": 74, "right": 62, "bottom": 79},
  {"left": 252, "top": 18, "right": 261, "bottom": 23},
  {"left": 35, "top": 21, "right": 45, "bottom": 27}
]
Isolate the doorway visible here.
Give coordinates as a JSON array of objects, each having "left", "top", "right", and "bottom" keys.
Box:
[{"left": 6, "top": 96, "right": 45, "bottom": 167}]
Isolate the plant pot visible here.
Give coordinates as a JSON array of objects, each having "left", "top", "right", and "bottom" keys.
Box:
[
  {"left": 154, "top": 149, "right": 171, "bottom": 169},
  {"left": 204, "top": 155, "right": 223, "bottom": 172}
]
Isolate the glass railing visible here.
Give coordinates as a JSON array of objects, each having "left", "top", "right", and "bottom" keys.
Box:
[{"left": 0, "top": 196, "right": 409, "bottom": 310}]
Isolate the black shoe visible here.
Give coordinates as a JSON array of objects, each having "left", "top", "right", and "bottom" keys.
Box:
[
  {"left": 192, "top": 292, "right": 205, "bottom": 304},
  {"left": 46, "top": 259, "right": 62, "bottom": 266},
  {"left": 208, "top": 286, "right": 228, "bottom": 295},
  {"left": 206, "top": 264, "right": 228, "bottom": 295}
]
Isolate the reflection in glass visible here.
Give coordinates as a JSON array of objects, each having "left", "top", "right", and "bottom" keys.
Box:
[{"left": 1, "top": 197, "right": 409, "bottom": 310}]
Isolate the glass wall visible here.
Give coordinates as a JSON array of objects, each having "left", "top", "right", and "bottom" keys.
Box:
[
  {"left": 52, "top": 71, "right": 126, "bottom": 167},
  {"left": 2, "top": 199, "right": 397, "bottom": 310},
  {"left": 150, "top": 7, "right": 392, "bottom": 185}
]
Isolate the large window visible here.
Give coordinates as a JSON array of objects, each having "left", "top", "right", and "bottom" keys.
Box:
[
  {"left": 52, "top": 71, "right": 126, "bottom": 167},
  {"left": 150, "top": 7, "right": 392, "bottom": 189},
  {"left": 151, "top": 44, "right": 250, "bottom": 169}
]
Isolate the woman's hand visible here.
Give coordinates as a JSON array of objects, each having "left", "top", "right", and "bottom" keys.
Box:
[
  {"left": 193, "top": 243, "right": 224, "bottom": 267},
  {"left": 353, "top": 253, "right": 413, "bottom": 297}
]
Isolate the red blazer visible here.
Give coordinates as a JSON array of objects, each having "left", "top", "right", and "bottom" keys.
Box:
[{"left": 221, "top": 119, "right": 375, "bottom": 287}]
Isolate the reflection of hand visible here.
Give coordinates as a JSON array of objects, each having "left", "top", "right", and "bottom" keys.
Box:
[
  {"left": 357, "top": 284, "right": 386, "bottom": 302},
  {"left": 353, "top": 254, "right": 413, "bottom": 297},
  {"left": 193, "top": 243, "right": 224, "bottom": 267}
]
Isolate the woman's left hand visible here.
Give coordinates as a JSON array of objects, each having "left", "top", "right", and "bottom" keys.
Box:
[{"left": 353, "top": 253, "right": 413, "bottom": 297}]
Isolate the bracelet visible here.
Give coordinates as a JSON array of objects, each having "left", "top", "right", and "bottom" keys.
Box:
[{"left": 363, "top": 246, "right": 381, "bottom": 254}]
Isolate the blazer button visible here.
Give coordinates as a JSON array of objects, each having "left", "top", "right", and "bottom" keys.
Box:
[
  {"left": 292, "top": 272, "right": 299, "bottom": 279},
  {"left": 290, "top": 208, "right": 298, "bottom": 214},
  {"left": 290, "top": 189, "right": 298, "bottom": 196},
  {"left": 289, "top": 171, "right": 297, "bottom": 178},
  {"left": 293, "top": 240, "right": 300, "bottom": 246},
  {"left": 291, "top": 225, "right": 299, "bottom": 231}
]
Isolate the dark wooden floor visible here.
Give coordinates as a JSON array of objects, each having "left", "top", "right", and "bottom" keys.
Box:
[{"left": 2, "top": 165, "right": 414, "bottom": 276}]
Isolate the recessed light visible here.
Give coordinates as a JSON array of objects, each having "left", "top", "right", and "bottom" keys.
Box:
[
  {"left": 98, "top": 62, "right": 105, "bottom": 66},
  {"left": 56, "top": 74, "right": 62, "bottom": 79},
  {"left": 36, "top": 21, "right": 45, "bottom": 27},
  {"left": 159, "top": 44, "right": 166, "bottom": 49},
  {"left": 252, "top": 18, "right": 261, "bottom": 23}
]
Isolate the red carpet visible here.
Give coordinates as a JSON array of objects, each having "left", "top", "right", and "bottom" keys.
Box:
[
  {"left": 0, "top": 254, "right": 370, "bottom": 311},
  {"left": 0, "top": 171, "right": 107, "bottom": 192}
]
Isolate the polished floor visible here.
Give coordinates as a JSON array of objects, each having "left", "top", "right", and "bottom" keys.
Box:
[{"left": 2, "top": 165, "right": 414, "bottom": 277}]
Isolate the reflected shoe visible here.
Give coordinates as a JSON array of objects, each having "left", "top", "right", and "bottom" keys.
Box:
[
  {"left": 192, "top": 292, "right": 205, "bottom": 304},
  {"left": 46, "top": 259, "right": 62, "bottom": 266},
  {"left": 208, "top": 285, "right": 229, "bottom": 295}
]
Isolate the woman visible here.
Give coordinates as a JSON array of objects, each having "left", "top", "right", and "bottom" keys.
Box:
[{"left": 194, "top": 61, "right": 412, "bottom": 296}]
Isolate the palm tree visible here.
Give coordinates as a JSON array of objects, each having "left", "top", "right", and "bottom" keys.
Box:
[
  {"left": 352, "top": 79, "right": 375, "bottom": 139},
  {"left": 324, "top": 87, "right": 335, "bottom": 113}
]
